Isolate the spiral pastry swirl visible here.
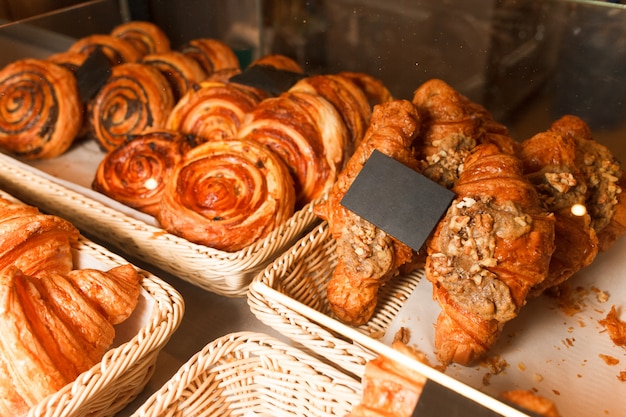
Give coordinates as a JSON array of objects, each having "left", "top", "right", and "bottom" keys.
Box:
[
  {"left": 166, "top": 81, "right": 264, "bottom": 142},
  {"left": 68, "top": 34, "right": 142, "bottom": 66},
  {"left": 110, "top": 20, "right": 171, "bottom": 57},
  {"left": 92, "top": 129, "right": 183, "bottom": 216},
  {"left": 179, "top": 38, "right": 240, "bottom": 76},
  {"left": 142, "top": 51, "right": 206, "bottom": 101},
  {"left": 157, "top": 138, "right": 295, "bottom": 252},
  {"left": 238, "top": 90, "right": 349, "bottom": 208},
  {"left": 0, "top": 59, "right": 82, "bottom": 159},
  {"left": 88, "top": 62, "right": 174, "bottom": 151}
]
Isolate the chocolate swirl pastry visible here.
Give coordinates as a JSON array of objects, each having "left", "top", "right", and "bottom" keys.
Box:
[
  {"left": 0, "top": 59, "right": 82, "bottom": 159},
  {"left": 238, "top": 90, "right": 350, "bottom": 208},
  {"left": 68, "top": 34, "right": 142, "bottom": 66},
  {"left": 110, "top": 20, "right": 171, "bottom": 57},
  {"left": 157, "top": 138, "right": 295, "bottom": 252},
  {"left": 92, "top": 129, "right": 183, "bottom": 216},
  {"left": 88, "top": 62, "right": 174, "bottom": 151},
  {"left": 166, "top": 81, "right": 264, "bottom": 142},
  {"left": 179, "top": 38, "right": 240, "bottom": 77},
  {"left": 141, "top": 51, "right": 207, "bottom": 101}
]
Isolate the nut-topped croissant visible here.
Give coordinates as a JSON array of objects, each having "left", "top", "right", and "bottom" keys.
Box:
[{"left": 425, "top": 143, "right": 555, "bottom": 365}]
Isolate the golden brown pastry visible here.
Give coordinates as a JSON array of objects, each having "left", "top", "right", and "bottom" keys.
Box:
[
  {"left": 157, "top": 138, "right": 296, "bottom": 252},
  {"left": 110, "top": 20, "right": 170, "bottom": 57},
  {"left": 92, "top": 129, "right": 184, "bottom": 216},
  {"left": 141, "top": 51, "right": 207, "bottom": 101},
  {"left": 88, "top": 62, "right": 175, "bottom": 151},
  {"left": 250, "top": 54, "right": 304, "bottom": 73},
  {"left": 238, "top": 90, "right": 350, "bottom": 208},
  {"left": 289, "top": 73, "right": 372, "bottom": 150},
  {"left": 179, "top": 38, "right": 240, "bottom": 77},
  {"left": 68, "top": 34, "right": 142, "bottom": 66},
  {"left": 425, "top": 144, "right": 555, "bottom": 365},
  {"left": 500, "top": 390, "right": 563, "bottom": 417},
  {"left": 519, "top": 130, "right": 599, "bottom": 295},
  {"left": 0, "top": 59, "right": 83, "bottom": 159},
  {"left": 46, "top": 50, "right": 89, "bottom": 73},
  {"left": 314, "top": 100, "right": 421, "bottom": 325},
  {"left": 337, "top": 71, "right": 393, "bottom": 107},
  {"left": 166, "top": 81, "right": 264, "bottom": 142},
  {"left": 412, "top": 79, "right": 517, "bottom": 189},
  {"left": 548, "top": 115, "right": 626, "bottom": 251}
]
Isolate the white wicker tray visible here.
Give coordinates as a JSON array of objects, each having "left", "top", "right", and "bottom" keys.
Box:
[
  {"left": 0, "top": 143, "right": 320, "bottom": 297},
  {"left": 130, "top": 331, "right": 363, "bottom": 417},
  {"left": 247, "top": 221, "right": 626, "bottom": 417}
]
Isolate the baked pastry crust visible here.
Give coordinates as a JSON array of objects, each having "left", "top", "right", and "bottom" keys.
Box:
[
  {"left": 142, "top": 51, "right": 207, "bottom": 101},
  {"left": 180, "top": 38, "right": 240, "bottom": 77},
  {"left": 68, "top": 34, "right": 142, "bottom": 66},
  {"left": 111, "top": 20, "right": 171, "bottom": 57},
  {"left": 157, "top": 138, "right": 295, "bottom": 251}
]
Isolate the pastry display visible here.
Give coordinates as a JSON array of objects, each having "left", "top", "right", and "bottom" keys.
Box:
[
  {"left": 179, "top": 38, "right": 240, "bottom": 77},
  {"left": 141, "top": 51, "right": 207, "bottom": 101},
  {"left": 0, "top": 59, "right": 83, "bottom": 159},
  {"left": 0, "top": 197, "right": 141, "bottom": 416},
  {"left": 110, "top": 20, "right": 171, "bottom": 57},
  {"left": 88, "top": 62, "right": 175, "bottom": 151},
  {"left": 92, "top": 129, "right": 184, "bottom": 216},
  {"left": 68, "top": 34, "right": 142, "bottom": 66},
  {"left": 425, "top": 143, "right": 556, "bottom": 365},
  {"left": 314, "top": 99, "right": 421, "bottom": 325},
  {"left": 157, "top": 138, "right": 296, "bottom": 252},
  {"left": 238, "top": 90, "right": 350, "bottom": 208}
]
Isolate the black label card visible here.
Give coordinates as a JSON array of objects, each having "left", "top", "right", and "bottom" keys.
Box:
[
  {"left": 229, "top": 65, "right": 306, "bottom": 96},
  {"left": 340, "top": 150, "right": 455, "bottom": 252},
  {"left": 75, "top": 48, "right": 111, "bottom": 103}
]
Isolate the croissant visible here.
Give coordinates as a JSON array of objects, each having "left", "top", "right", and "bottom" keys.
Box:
[
  {"left": 179, "top": 38, "right": 240, "bottom": 77},
  {"left": 412, "top": 79, "right": 517, "bottom": 189},
  {"left": 68, "top": 34, "right": 142, "bottom": 66},
  {"left": 238, "top": 90, "right": 350, "bottom": 208},
  {"left": 289, "top": 73, "right": 372, "bottom": 150},
  {"left": 425, "top": 143, "right": 555, "bottom": 365},
  {"left": 142, "top": 51, "right": 207, "bottom": 101},
  {"left": 166, "top": 81, "right": 265, "bottom": 142},
  {"left": 519, "top": 130, "right": 599, "bottom": 295},
  {"left": 157, "top": 138, "right": 295, "bottom": 251},
  {"left": 548, "top": 115, "right": 626, "bottom": 251},
  {"left": 110, "top": 20, "right": 171, "bottom": 57},
  {"left": 0, "top": 59, "right": 83, "bottom": 159},
  {"left": 315, "top": 100, "right": 421, "bottom": 325},
  {"left": 92, "top": 129, "right": 184, "bottom": 216},
  {"left": 88, "top": 62, "right": 175, "bottom": 151}
]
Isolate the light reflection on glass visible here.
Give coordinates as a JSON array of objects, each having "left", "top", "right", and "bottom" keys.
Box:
[{"left": 571, "top": 203, "right": 587, "bottom": 217}]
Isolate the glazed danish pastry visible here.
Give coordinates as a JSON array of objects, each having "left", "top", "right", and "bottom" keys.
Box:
[
  {"left": 110, "top": 20, "right": 171, "bottom": 57},
  {"left": 92, "top": 129, "right": 184, "bottom": 216},
  {"left": 425, "top": 144, "right": 555, "bottom": 365},
  {"left": 179, "top": 38, "right": 240, "bottom": 77},
  {"left": 238, "top": 90, "right": 349, "bottom": 208},
  {"left": 68, "top": 34, "right": 142, "bottom": 66},
  {"left": 157, "top": 138, "right": 296, "bottom": 252},
  {"left": 0, "top": 59, "right": 83, "bottom": 159},
  {"left": 141, "top": 51, "right": 207, "bottom": 101},
  {"left": 88, "top": 62, "right": 174, "bottom": 151},
  {"left": 166, "top": 81, "right": 264, "bottom": 142}
]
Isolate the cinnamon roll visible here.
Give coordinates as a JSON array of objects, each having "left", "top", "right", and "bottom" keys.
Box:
[
  {"left": 110, "top": 20, "right": 170, "bottom": 57},
  {"left": 179, "top": 38, "right": 240, "bottom": 76},
  {"left": 157, "top": 138, "right": 295, "bottom": 251},
  {"left": 238, "top": 90, "right": 350, "bottom": 208},
  {"left": 68, "top": 34, "right": 142, "bottom": 66},
  {"left": 141, "top": 51, "right": 207, "bottom": 101},
  {"left": 250, "top": 54, "right": 304, "bottom": 73},
  {"left": 166, "top": 81, "right": 264, "bottom": 142},
  {"left": 88, "top": 62, "right": 175, "bottom": 151},
  {"left": 0, "top": 59, "right": 82, "bottom": 159},
  {"left": 46, "top": 51, "right": 88, "bottom": 73},
  {"left": 92, "top": 129, "right": 183, "bottom": 216}
]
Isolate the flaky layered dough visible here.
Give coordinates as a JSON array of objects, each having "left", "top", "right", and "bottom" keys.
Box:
[
  {"left": 68, "top": 34, "right": 142, "bottom": 66},
  {"left": 180, "top": 38, "right": 240, "bottom": 77},
  {"left": 337, "top": 71, "right": 393, "bottom": 107},
  {"left": 238, "top": 90, "right": 349, "bottom": 208},
  {"left": 250, "top": 54, "right": 304, "bottom": 73},
  {"left": 315, "top": 100, "right": 421, "bottom": 325},
  {"left": 157, "top": 138, "right": 295, "bottom": 252},
  {"left": 425, "top": 144, "right": 555, "bottom": 365},
  {"left": 142, "top": 51, "right": 207, "bottom": 101},
  {"left": 167, "top": 81, "right": 265, "bottom": 142},
  {"left": 0, "top": 59, "right": 83, "bottom": 159},
  {"left": 111, "top": 20, "right": 171, "bottom": 57},
  {"left": 88, "top": 62, "right": 175, "bottom": 151},
  {"left": 92, "top": 130, "right": 184, "bottom": 216}
]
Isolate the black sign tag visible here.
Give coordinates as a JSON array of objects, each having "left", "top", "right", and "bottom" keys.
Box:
[
  {"left": 74, "top": 48, "right": 111, "bottom": 103},
  {"left": 340, "top": 150, "right": 455, "bottom": 252},
  {"left": 229, "top": 65, "right": 306, "bottom": 96}
]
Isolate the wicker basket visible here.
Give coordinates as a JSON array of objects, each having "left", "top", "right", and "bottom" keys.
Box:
[
  {"left": 247, "top": 222, "right": 422, "bottom": 377},
  {"left": 131, "top": 331, "right": 363, "bottom": 417},
  {"left": 0, "top": 152, "right": 319, "bottom": 297},
  {"left": 22, "top": 235, "right": 185, "bottom": 417}
]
